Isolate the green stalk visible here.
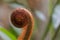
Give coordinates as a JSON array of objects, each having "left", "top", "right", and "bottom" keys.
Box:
[
  {"left": 52, "top": 25, "right": 60, "bottom": 40},
  {"left": 51, "top": 0, "right": 60, "bottom": 40},
  {"left": 41, "top": 0, "right": 54, "bottom": 40},
  {"left": 47, "top": 0, "right": 60, "bottom": 40}
]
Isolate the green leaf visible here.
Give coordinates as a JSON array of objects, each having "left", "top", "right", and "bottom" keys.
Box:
[{"left": 0, "top": 27, "right": 17, "bottom": 40}]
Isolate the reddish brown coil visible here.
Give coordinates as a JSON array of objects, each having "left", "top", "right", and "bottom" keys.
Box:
[{"left": 11, "top": 8, "right": 30, "bottom": 28}]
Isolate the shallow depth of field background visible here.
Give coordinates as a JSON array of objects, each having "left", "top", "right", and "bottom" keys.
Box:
[{"left": 0, "top": 0, "right": 60, "bottom": 40}]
